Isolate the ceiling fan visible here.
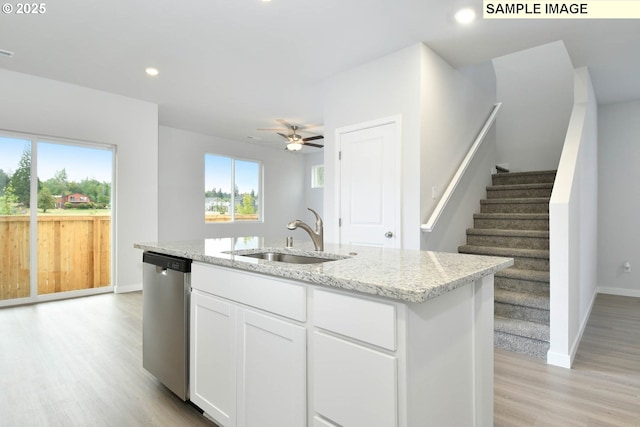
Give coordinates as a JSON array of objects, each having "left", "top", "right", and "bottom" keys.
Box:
[{"left": 258, "top": 120, "right": 324, "bottom": 151}]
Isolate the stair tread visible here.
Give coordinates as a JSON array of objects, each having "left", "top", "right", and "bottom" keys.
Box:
[
  {"left": 495, "top": 267, "right": 550, "bottom": 283},
  {"left": 481, "top": 197, "right": 550, "bottom": 204},
  {"left": 495, "top": 288, "right": 549, "bottom": 309},
  {"left": 474, "top": 212, "right": 549, "bottom": 219},
  {"left": 487, "top": 183, "right": 554, "bottom": 191},
  {"left": 491, "top": 170, "right": 557, "bottom": 178},
  {"left": 466, "top": 228, "right": 549, "bottom": 238},
  {"left": 458, "top": 245, "right": 549, "bottom": 259},
  {"left": 495, "top": 316, "right": 550, "bottom": 342}
]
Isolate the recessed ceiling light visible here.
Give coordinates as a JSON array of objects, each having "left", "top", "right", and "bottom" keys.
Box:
[
  {"left": 0, "top": 49, "right": 15, "bottom": 58},
  {"left": 454, "top": 8, "right": 476, "bottom": 24},
  {"left": 145, "top": 67, "right": 159, "bottom": 77}
]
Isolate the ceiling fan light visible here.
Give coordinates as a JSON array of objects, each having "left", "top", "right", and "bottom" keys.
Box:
[{"left": 287, "top": 142, "right": 303, "bottom": 151}]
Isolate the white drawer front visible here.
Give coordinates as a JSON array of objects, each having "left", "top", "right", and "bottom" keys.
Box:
[
  {"left": 313, "top": 332, "right": 398, "bottom": 427},
  {"left": 192, "top": 263, "right": 306, "bottom": 321},
  {"left": 313, "top": 289, "right": 396, "bottom": 350}
]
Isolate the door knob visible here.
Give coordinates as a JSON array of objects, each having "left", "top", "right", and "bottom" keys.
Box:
[{"left": 385, "top": 231, "right": 393, "bottom": 238}]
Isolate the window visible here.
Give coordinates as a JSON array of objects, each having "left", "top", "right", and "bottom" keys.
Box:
[
  {"left": 311, "top": 164, "right": 324, "bottom": 188},
  {"left": 205, "top": 154, "right": 261, "bottom": 223}
]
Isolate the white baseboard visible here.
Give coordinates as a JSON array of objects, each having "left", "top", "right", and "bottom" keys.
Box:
[
  {"left": 114, "top": 282, "right": 142, "bottom": 294},
  {"left": 547, "top": 289, "right": 597, "bottom": 369},
  {"left": 546, "top": 351, "right": 572, "bottom": 368},
  {"left": 597, "top": 287, "right": 640, "bottom": 298}
]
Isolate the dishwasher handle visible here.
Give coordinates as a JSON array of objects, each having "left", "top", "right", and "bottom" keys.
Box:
[{"left": 143, "top": 251, "right": 192, "bottom": 273}]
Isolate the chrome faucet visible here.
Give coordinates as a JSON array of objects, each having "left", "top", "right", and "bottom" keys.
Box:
[{"left": 287, "top": 208, "right": 324, "bottom": 251}]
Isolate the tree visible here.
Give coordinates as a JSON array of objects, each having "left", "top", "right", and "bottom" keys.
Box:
[
  {"left": 45, "top": 169, "right": 70, "bottom": 196},
  {"left": 10, "top": 147, "right": 31, "bottom": 207},
  {"left": 0, "top": 168, "right": 9, "bottom": 196},
  {"left": 0, "top": 182, "right": 19, "bottom": 215},
  {"left": 238, "top": 193, "right": 256, "bottom": 214},
  {"left": 38, "top": 188, "right": 56, "bottom": 213}
]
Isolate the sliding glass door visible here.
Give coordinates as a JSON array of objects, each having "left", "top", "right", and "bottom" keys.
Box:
[
  {"left": 0, "top": 133, "right": 114, "bottom": 305},
  {"left": 0, "top": 136, "right": 31, "bottom": 300}
]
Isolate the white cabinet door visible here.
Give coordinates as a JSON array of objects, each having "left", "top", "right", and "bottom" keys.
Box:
[
  {"left": 190, "top": 291, "right": 237, "bottom": 427},
  {"left": 313, "top": 332, "right": 398, "bottom": 427},
  {"left": 237, "top": 309, "right": 306, "bottom": 427}
]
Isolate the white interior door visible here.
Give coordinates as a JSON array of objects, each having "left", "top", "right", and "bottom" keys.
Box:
[{"left": 338, "top": 119, "right": 399, "bottom": 248}]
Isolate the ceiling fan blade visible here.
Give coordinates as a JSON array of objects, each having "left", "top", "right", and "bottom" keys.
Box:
[
  {"left": 303, "top": 142, "right": 324, "bottom": 148},
  {"left": 302, "top": 135, "right": 324, "bottom": 142},
  {"left": 257, "top": 127, "right": 288, "bottom": 131},
  {"left": 276, "top": 119, "right": 295, "bottom": 130},
  {"left": 297, "top": 124, "right": 322, "bottom": 132},
  {"left": 277, "top": 133, "right": 291, "bottom": 140}
]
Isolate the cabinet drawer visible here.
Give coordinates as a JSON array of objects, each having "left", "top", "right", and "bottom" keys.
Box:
[
  {"left": 313, "top": 289, "right": 396, "bottom": 350},
  {"left": 313, "top": 332, "right": 398, "bottom": 427},
  {"left": 192, "top": 263, "right": 306, "bottom": 321}
]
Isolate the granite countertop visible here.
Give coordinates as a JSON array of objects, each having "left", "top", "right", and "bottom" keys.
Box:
[{"left": 134, "top": 237, "right": 513, "bottom": 304}]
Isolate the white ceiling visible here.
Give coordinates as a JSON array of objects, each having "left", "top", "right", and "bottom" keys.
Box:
[{"left": 1, "top": 0, "right": 639, "bottom": 148}]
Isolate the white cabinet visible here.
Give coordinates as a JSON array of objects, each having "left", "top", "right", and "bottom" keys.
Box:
[
  {"left": 312, "top": 289, "right": 399, "bottom": 427},
  {"left": 190, "top": 290, "right": 237, "bottom": 426},
  {"left": 190, "top": 262, "right": 494, "bottom": 427},
  {"left": 190, "top": 263, "right": 306, "bottom": 427},
  {"left": 237, "top": 309, "right": 306, "bottom": 427}
]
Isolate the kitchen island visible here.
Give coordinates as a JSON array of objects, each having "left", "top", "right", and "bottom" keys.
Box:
[{"left": 135, "top": 237, "right": 512, "bottom": 427}]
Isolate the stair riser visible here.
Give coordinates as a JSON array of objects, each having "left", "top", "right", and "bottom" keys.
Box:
[
  {"left": 495, "top": 277, "right": 550, "bottom": 295},
  {"left": 495, "top": 302, "right": 550, "bottom": 323},
  {"left": 481, "top": 202, "right": 549, "bottom": 214},
  {"left": 466, "top": 234, "right": 549, "bottom": 250},
  {"left": 512, "top": 256, "right": 549, "bottom": 271},
  {"left": 457, "top": 248, "right": 549, "bottom": 271},
  {"left": 494, "top": 332, "right": 549, "bottom": 359},
  {"left": 473, "top": 218, "right": 549, "bottom": 230},
  {"left": 492, "top": 174, "right": 556, "bottom": 186},
  {"left": 486, "top": 188, "right": 552, "bottom": 199}
]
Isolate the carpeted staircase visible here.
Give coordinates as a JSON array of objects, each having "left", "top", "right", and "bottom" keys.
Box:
[{"left": 458, "top": 170, "right": 556, "bottom": 359}]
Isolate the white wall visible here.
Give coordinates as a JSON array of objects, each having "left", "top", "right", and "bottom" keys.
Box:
[
  {"left": 324, "top": 43, "right": 496, "bottom": 251},
  {"left": 0, "top": 69, "right": 158, "bottom": 293},
  {"left": 420, "top": 57, "right": 497, "bottom": 252},
  {"left": 323, "top": 43, "right": 422, "bottom": 249},
  {"left": 493, "top": 41, "right": 574, "bottom": 172},
  {"left": 598, "top": 100, "right": 640, "bottom": 297},
  {"left": 158, "top": 126, "right": 309, "bottom": 243},
  {"left": 548, "top": 67, "right": 598, "bottom": 368}
]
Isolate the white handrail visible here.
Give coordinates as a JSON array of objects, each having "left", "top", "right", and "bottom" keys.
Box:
[{"left": 421, "top": 102, "right": 502, "bottom": 233}]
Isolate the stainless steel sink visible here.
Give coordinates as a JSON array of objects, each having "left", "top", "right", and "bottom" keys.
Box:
[
  {"left": 224, "top": 249, "right": 350, "bottom": 264},
  {"left": 240, "top": 251, "right": 336, "bottom": 264}
]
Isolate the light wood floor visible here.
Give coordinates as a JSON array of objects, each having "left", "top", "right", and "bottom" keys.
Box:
[
  {"left": 0, "top": 292, "right": 216, "bottom": 427},
  {"left": 495, "top": 294, "right": 640, "bottom": 427},
  {"left": 0, "top": 292, "right": 638, "bottom": 426}
]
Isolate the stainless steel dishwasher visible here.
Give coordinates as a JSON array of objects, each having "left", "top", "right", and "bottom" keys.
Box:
[{"left": 142, "top": 251, "right": 192, "bottom": 401}]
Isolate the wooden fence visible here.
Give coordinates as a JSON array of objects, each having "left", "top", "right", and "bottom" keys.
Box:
[{"left": 0, "top": 215, "right": 111, "bottom": 301}]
